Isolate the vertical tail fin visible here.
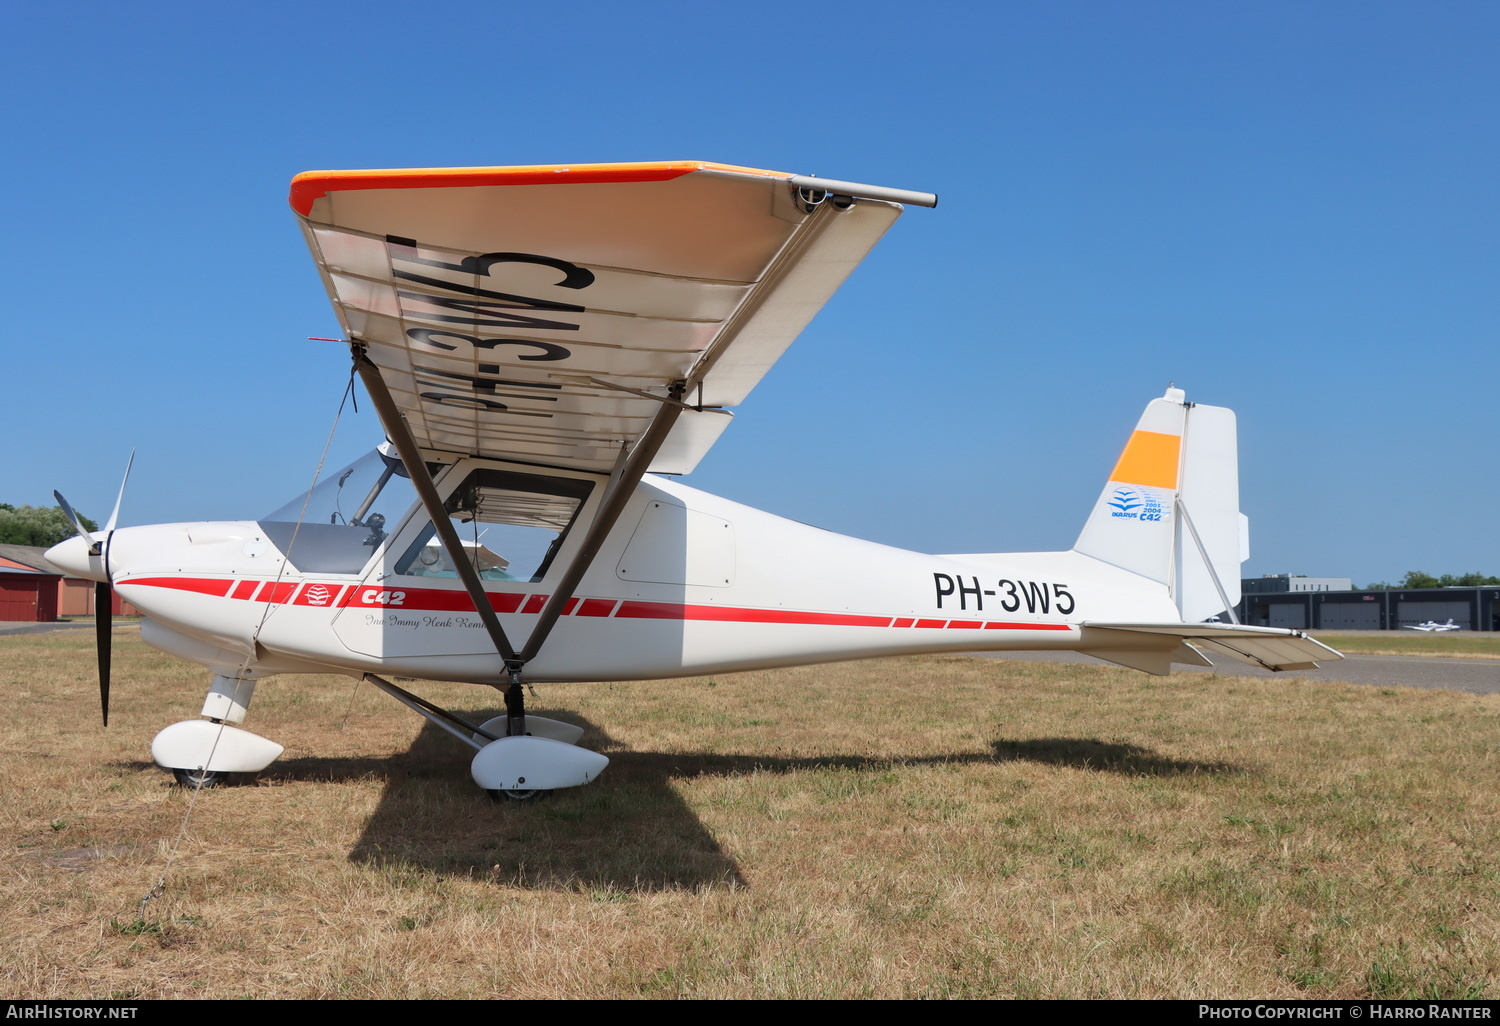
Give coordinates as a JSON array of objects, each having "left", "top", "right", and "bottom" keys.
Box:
[{"left": 1073, "top": 387, "right": 1246, "bottom": 622}]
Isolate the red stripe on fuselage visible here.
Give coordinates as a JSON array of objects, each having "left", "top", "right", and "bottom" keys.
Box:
[
  {"left": 261, "top": 582, "right": 297, "bottom": 604},
  {"left": 294, "top": 583, "right": 340, "bottom": 607},
  {"left": 984, "top": 620, "right": 1070, "bottom": 631},
  {"left": 335, "top": 586, "right": 525, "bottom": 612},
  {"left": 615, "top": 602, "right": 894, "bottom": 628},
  {"left": 123, "top": 576, "right": 1074, "bottom": 632},
  {"left": 120, "top": 577, "right": 233, "bottom": 598}
]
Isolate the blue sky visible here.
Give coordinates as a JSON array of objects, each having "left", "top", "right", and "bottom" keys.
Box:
[{"left": 4, "top": 0, "right": 1495, "bottom": 586}]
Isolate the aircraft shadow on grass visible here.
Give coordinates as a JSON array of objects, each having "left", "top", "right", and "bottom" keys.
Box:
[
  {"left": 116, "top": 715, "right": 1242, "bottom": 892},
  {"left": 990, "top": 737, "right": 1243, "bottom": 777},
  {"left": 304, "top": 712, "right": 1242, "bottom": 890},
  {"left": 263, "top": 707, "right": 749, "bottom": 892}
]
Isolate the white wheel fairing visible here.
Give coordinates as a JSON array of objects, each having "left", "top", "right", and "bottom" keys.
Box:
[
  {"left": 151, "top": 720, "right": 285, "bottom": 773},
  {"left": 470, "top": 735, "right": 608, "bottom": 792}
]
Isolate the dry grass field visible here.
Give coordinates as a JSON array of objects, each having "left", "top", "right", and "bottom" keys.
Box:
[{"left": 4, "top": 628, "right": 1498, "bottom": 999}]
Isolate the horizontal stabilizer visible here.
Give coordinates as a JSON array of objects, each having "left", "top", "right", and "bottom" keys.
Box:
[
  {"left": 1080, "top": 622, "right": 1342, "bottom": 674},
  {"left": 1082, "top": 641, "right": 1215, "bottom": 675},
  {"left": 1084, "top": 647, "right": 1176, "bottom": 675},
  {"left": 1171, "top": 642, "right": 1215, "bottom": 667}
]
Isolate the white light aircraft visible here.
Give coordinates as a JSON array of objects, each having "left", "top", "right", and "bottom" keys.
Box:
[
  {"left": 1404, "top": 619, "right": 1462, "bottom": 632},
  {"left": 47, "top": 161, "right": 1342, "bottom": 799}
]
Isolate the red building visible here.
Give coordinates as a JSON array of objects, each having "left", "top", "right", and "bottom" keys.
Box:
[
  {"left": 0, "top": 545, "right": 139, "bottom": 621},
  {"left": 0, "top": 555, "right": 60, "bottom": 621}
]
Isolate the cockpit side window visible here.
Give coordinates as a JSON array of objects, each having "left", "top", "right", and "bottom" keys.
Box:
[{"left": 395, "top": 468, "right": 593, "bottom": 584}]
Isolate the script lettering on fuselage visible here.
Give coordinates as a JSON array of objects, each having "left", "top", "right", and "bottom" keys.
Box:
[
  {"left": 386, "top": 236, "right": 592, "bottom": 416},
  {"left": 932, "top": 573, "right": 1075, "bottom": 616}
]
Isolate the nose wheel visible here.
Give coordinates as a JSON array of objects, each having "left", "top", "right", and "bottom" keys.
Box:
[
  {"left": 154, "top": 718, "right": 284, "bottom": 788},
  {"left": 488, "top": 788, "right": 548, "bottom": 802}
]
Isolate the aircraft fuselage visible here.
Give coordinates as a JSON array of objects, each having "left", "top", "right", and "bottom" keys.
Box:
[{"left": 53, "top": 460, "right": 1178, "bottom": 686}]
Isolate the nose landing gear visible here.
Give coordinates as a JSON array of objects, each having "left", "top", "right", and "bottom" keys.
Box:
[{"left": 153, "top": 674, "right": 285, "bottom": 788}]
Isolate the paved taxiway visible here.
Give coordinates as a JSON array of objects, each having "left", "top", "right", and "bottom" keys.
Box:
[
  {"left": 975, "top": 649, "right": 1499, "bottom": 695},
  {"left": 0, "top": 620, "right": 119, "bottom": 638}
]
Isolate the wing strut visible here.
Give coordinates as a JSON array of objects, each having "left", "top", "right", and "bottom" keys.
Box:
[
  {"left": 354, "top": 342, "right": 686, "bottom": 679},
  {"left": 352, "top": 345, "right": 521, "bottom": 670},
  {"left": 517, "top": 384, "right": 685, "bottom": 662},
  {"left": 363, "top": 673, "right": 497, "bottom": 751}
]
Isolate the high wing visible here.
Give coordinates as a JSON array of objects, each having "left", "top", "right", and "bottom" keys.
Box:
[{"left": 291, "top": 161, "right": 916, "bottom": 474}]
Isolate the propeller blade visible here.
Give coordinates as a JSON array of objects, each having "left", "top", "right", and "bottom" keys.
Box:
[
  {"left": 53, "top": 490, "right": 91, "bottom": 542},
  {"left": 96, "top": 581, "right": 112, "bottom": 726},
  {"left": 59, "top": 451, "right": 134, "bottom": 727},
  {"left": 104, "top": 450, "right": 135, "bottom": 534}
]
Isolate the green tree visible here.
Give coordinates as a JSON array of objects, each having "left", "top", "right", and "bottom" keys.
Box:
[
  {"left": 1440, "top": 572, "right": 1500, "bottom": 587},
  {"left": 1363, "top": 571, "right": 1500, "bottom": 590},
  {"left": 0, "top": 504, "right": 97, "bottom": 547}
]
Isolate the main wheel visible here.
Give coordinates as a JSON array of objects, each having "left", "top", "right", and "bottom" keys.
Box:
[
  {"left": 488, "top": 788, "right": 549, "bottom": 803},
  {"left": 173, "top": 767, "right": 229, "bottom": 789}
]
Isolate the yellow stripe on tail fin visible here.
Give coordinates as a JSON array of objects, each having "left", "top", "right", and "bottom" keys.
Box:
[
  {"left": 1109, "top": 430, "right": 1181, "bottom": 490},
  {"left": 1073, "top": 388, "right": 1188, "bottom": 586},
  {"left": 1074, "top": 386, "right": 1247, "bottom": 622}
]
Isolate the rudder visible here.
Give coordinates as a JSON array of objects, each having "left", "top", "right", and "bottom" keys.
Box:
[{"left": 1073, "top": 386, "right": 1245, "bottom": 622}]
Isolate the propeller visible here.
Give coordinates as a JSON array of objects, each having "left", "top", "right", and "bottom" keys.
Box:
[{"left": 54, "top": 451, "right": 134, "bottom": 727}]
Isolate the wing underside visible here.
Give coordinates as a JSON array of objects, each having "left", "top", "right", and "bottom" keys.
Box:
[{"left": 292, "top": 161, "right": 904, "bottom": 474}]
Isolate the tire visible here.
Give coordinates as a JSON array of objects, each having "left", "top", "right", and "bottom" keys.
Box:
[{"left": 173, "top": 768, "right": 230, "bottom": 789}]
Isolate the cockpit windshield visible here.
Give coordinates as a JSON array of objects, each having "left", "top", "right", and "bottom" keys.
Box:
[{"left": 259, "top": 445, "right": 419, "bottom": 574}]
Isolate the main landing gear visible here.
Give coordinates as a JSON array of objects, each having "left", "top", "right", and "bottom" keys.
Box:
[
  {"left": 149, "top": 671, "right": 608, "bottom": 798},
  {"left": 485, "top": 681, "right": 546, "bottom": 802},
  {"left": 362, "top": 673, "right": 608, "bottom": 801}
]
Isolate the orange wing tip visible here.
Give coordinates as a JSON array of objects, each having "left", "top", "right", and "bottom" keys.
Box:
[
  {"left": 1108, "top": 430, "right": 1182, "bottom": 490},
  {"left": 288, "top": 160, "right": 792, "bottom": 216}
]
